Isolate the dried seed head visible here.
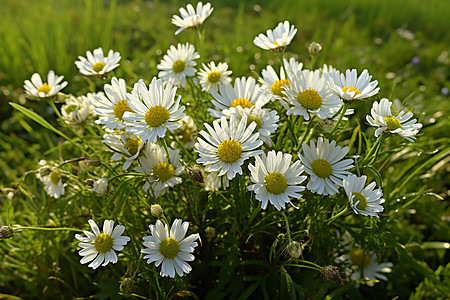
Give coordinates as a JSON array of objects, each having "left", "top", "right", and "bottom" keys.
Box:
[
  {"left": 0, "top": 226, "right": 14, "bottom": 240},
  {"left": 322, "top": 265, "right": 344, "bottom": 286}
]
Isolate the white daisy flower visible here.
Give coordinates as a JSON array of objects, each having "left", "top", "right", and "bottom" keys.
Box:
[
  {"left": 123, "top": 78, "right": 186, "bottom": 143},
  {"left": 135, "top": 143, "right": 184, "bottom": 197},
  {"left": 209, "top": 77, "right": 269, "bottom": 118},
  {"left": 347, "top": 248, "right": 393, "bottom": 286},
  {"left": 172, "top": 2, "right": 214, "bottom": 35},
  {"left": 204, "top": 171, "right": 230, "bottom": 191},
  {"left": 227, "top": 106, "right": 279, "bottom": 146},
  {"left": 37, "top": 169, "right": 65, "bottom": 199},
  {"left": 366, "top": 98, "right": 422, "bottom": 142},
  {"left": 283, "top": 57, "right": 304, "bottom": 79},
  {"left": 197, "top": 61, "right": 232, "bottom": 93},
  {"left": 299, "top": 137, "right": 354, "bottom": 196},
  {"left": 195, "top": 115, "right": 263, "bottom": 180},
  {"left": 157, "top": 43, "right": 200, "bottom": 88},
  {"left": 102, "top": 132, "right": 144, "bottom": 170},
  {"left": 75, "top": 219, "right": 130, "bottom": 270},
  {"left": 75, "top": 47, "right": 121, "bottom": 76},
  {"left": 173, "top": 115, "right": 198, "bottom": 149},
  {"left": 23, "top": 70, "right": 67, "bottom": 98},
  {"left": 142, "top": 219, "right": 200, "bottom": 278},
  {"left": 326, "top": 69, "right": 380, "bottom": 103},
  {"left": 285, "top": 70, "right": 342, "bottom": 121},
  {"left": 93, "top": 77, "right": 134, "bottom": 130},
  {"left": 259, "top": 64, "right": 291, "bottom": 103},
  {"left": 343, "top": 174, "right": 385, "bottom": 217},
  {"left": 61, "top": 93, "right": 96, "bottom": 126},
  {"left": 319, "top": 64, "right": 338, "bottom": 76},
  {"left": 253, "top": 21, "right": 297, "bottom": 52},
  {"left": 248, "top": 151, "right": 306, "bottom": 210},
  {"left": 88, "top": 178, "right": 108, "bottom": 195}
]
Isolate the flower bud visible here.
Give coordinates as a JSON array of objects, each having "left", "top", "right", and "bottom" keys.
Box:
[
  {"left": 286, "top": 241, "right": 302, "bottom": 259},
  {"left": 85, "top": 179, "right": 94, "bottom": 187},
  {"left": 204, "top": 226, "right": 216, "bottom": 241},
  {"left": 0, "top": 226, "right": 14, "bottom": 239},
  {"left": 86, "top": 157, "right": 101, "bottom": 167},
  {"left": 187, "top": 167, "right": 205, "bottom": 185},
  {"left": 151, "top": 204, "right": 163, "bottom": 218},
  {"left": 308, "top": 42, "right": 322, "bottom": 56},
  {"left": 322, "top": 265, "right": 344, "bottom": 286}
]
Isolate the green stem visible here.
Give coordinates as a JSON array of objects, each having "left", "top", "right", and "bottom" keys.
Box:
[
  {"left": 364, "top": 133, "right": 387, "bottom": 164},
  {"left": 195, "top": 28, "right": 204, "bottom": 63},
  {"left": 329, "top": 103, "right": 349, "bottom": 135},
  {"left": 284, "top": 262, "right": 322, "bottom": 272},
  {"left": 326, "top": 206, "right": 349, "bottom": 224},
  {"left": 16, "top": 226, "right": 84, "bottom": 232},
  {"left": 298, "top": 115, "right": 316, "bottom": 149},
  {"left": 161, "top": 137, "right": 171, "bottom": 162},
  {"left": 281, "top": 212, "right": 292, "bottom": 242},
  {"left": 48, "top": 99, "right": 63, "bottom": 120}
]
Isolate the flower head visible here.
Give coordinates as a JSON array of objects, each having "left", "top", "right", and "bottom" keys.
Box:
[
  {"left": 343, "top": 174, "right": 384, "bottom": 217},
  {"left": 75, "top": 47, "right": 121, "bottom": 76},
  {"left": 197, "top": 61, "right": 232, "bottom": 93},
  {"left": 172, "top": 2, "right": 214, "bottom": 35},
  {"left": 348, "top": 249, "right": 393, "bottom": 286},
  {"left": 102, "top": 132, "right": 145, "bottom": 170},
  {"left": 326, "top": 69, "right": 379, "bottom": 103},
  {"left": 253, "top": 21, "right": 297, "bottom": 52},
  {"left": 61, "top": 93, "right": 96, "bottom": 126},
  {"left": 24, "top": 70, "right": 67, "bottom": 98},
  {"left": 88, "top": 178, "right": 108, "bottom": 195},
  {"left": 37, "top": 169, "right": 65, "bottom": 199}
]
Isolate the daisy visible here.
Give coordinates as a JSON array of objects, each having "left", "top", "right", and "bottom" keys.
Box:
[
  {"left": 94, "top": 77, "right": 134, "bottom": 130},
  {"left": 157, "top": 43, "right": 200, "bottom": 88},
  {"left": 326, "top": 69, "right": 380, "bottom": 103},
  {"left": 142, "top": 219, "right": 200, "bottom": 278},
  {"left": 248, "top": 151, "right": 306, "bottom": 210},
  {"left": 173, "top": 115, "right": 198, "bottom": 149},
  {"left": 123, "top": 78, "right": 186, "bottom": 143},
  {"left": 195, "top": 115, "right": 263, "bottom": 180},
  {"left": 134, "top": 143, "right": 184, "bottom": 197},
  {"left": 227, "top": 106, "right": 279, "bottom": 146},
  {"left": 259, "top": 64, "right": 291, "bottom": 103},
  {"left": 253, "top": 21, "right": 297, "bottom": 53},
  {"left": 209, "top": 77, "right": 269, "bottom": 118},
  {"left": 37, "top": 169, "right": 65, "bottom": 199},
  {"left": 23, "top": 70, "right": 67, "bottom": 98},
  {"left": 88, "top": 178, "right": 108, "bottom": 195},
  {"left": 343, "top": 174, "right": 385, "bottom": 217},
  {"left": 75, "top": 47, "right": 121, "bottom": 76},
  {"left": 204, "top": 171, "right": 230, "bottom": 191},
  {"left": 283, "top": 57, "right": 304, "bottom": 80},
  {"left": 75, "top": 219, "right": 130, "bottom": 270},
  {"left": 102, "top": 132, "right": 145, "bottom": 170},
  {"left": 197, "top": 61, "right": 232, "bottom": 93},
  {"left": 319, "top": 64, "right": 338, "bottom": 76},
  {"left": 172, "top": 2, "right": 214, "bottom": 35},
  {"left": 299, "top": 137, "right": 354, "bottom": 196},
  {"left": 366, "top": 98, "right": 422, "bottom": 142},
  {"left": 61, "top": 93, "right": 96, "bottom": 126},
  {"left": 347, "top": 248, "right": 393, "bottom": 286},
  {"left": 285, "top": 70, "right": 342, "bottom": 121}
]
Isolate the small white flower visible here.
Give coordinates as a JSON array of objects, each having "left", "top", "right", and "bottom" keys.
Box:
[
  {"left": 248, "top": 151, "right": 306, "bottom": 210},
  {"left": 172, "top": 2, "right": 214, "bottom": 35},
  {"left": 37, "top": 170, "right": 65, "bottom": 199},
  {"left": 23, "top": 70, "right": 67, "bottom": 98},
  {"left": 88, "top": 178, "right": 108, "bottom": 195},
  {"left": 135, "top": 143, "right": 184, "bottom": 197},
  {"left": 75, "top": 219, "right": 130, "bottom": 270},
  {"left": 195, "top": 115, "right": 263, "bottom": 180},
  {"left": 299, "top": 137, "right": 353, "bottom": 195},
  {"left": 197, "top": 61, "right": 232, "bottom": 93},
  {"left": 142, "top": 219, "right": 200, "bottom": 278},
  {"left": 157, "top": 43, "right": 200, "bottom": 88},
  {"left": 259, "top": 64, "right": 291, "bottom": 103},
  {"left": 204, "top": 171, "right": 230, "bottom": 191},
  {"left": 102, "top": 132, "right": 144, "bottom": 170},
  {"left": 366, "top": 98, "right": 422, "bottom": 142},
  {"left": 253, "top": 21, "right": 297, "bottom": 52},
  {"left": 61, "top": 93, "right": 96, "bottom": 125},
  {"left": 347, "top": 249, "right": 393, "bottom": 286},
  {"left": 326, "top": 69, "right": 380, "bottom": 103},
  {"left": 173, "top": 115, "right": 198, "bottom": 149},
  {"left": 209, "top": 77, "right": 269, "bottom": 118},
  {"left": 343, "top": 174, "right": 385, "bottom": 217},
  {"left": 123, "top": 78, "right": 186, "bottom": 143},
  {"left": 75, "top": 47, "right": 121, "bottom": 76},
  {"left": 283, "top": 57, "right": 304, "bottom": 80}
]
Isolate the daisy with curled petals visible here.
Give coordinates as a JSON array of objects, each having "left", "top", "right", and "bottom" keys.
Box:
[
  {"left": 299, "top": 137, "right": 353, "bottom": 196},
  {"left": 208, "top": 77, "right": 269, "bottom": 118},
  {"left": 325, "top": 69, "right": 379, "bottom": 103},
  {"left": 134, "top": 143, "right": 184, "bottom": 196},
  {"left": 253, "top": 21, "right": 297, "bottom": 53},
  {"left": 75, "top": 219, "right": 130, "bottom": 270},
  {"left": 75, "top": 47, "right": 121, "bottom": 77},
  {"left": 197, "top": 61, "right": 232, "bottom": 93},
  {"left": 343, "top": 174, "right": 385, "bottom": 217},
  {"left": 157, "top": 43, "right": 200, "bottom": 88},
  {"left": 285, "top": 70, "right": 342, "bottom": 121},
  {"left": 123, "top": 78, "right": 186, "bottom": 143},
  {"left": 24, "top": 70, "right": 67, "bottom": 98},
  {"left": 37, "top": 169, "right": 65, "bottom": 199},
  {"left": 142, "top": 219, "right": 200, "bottom": 278},
  {"left": 248, "top": 151, "right": 306, "bottom": 210},
  {"left": 94, "top": 77, "right": 134, "bottom": 130},
  {"left": 366, "top": 98, "right": 422, "bottom": 142},
  {"left": 172, "top": 2, "right": 214, "bottom": 35},
  {"left": 102, "top": 132, "right": 144, "bottom": 170},
  {"left": 195, "top": 115, "right": 263, "bottom": 180}
]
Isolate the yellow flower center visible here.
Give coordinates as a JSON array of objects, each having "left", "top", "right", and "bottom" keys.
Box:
[
  {"left": 246, "top": 116, "right": 262, "bottom": 131},
  {"left": 94, "top": 233, "right": 114, "bottom": 254},
  {"left": 217, "top": 140, "right": 243, "bottom": 164},
  {"left": 172, "top": 59, "right": 186, "bottom": 74},
  {"left": 264, "top": 172, "right": 287, "bottom": 195},
  {"left": 64, "top": 104, "right": 78, "bottom": 114},
  {"left": 342, "top": 86, "right": 361, "bottom": 96},
  {"left": 125, "top": 138, "right": 141, "bottom": 156},
  {"left": 153, "top": 162, "right": 175, "bottom": 182},
  {"left": 349, "top": 248, "right": 371, "bottom": 268},
  {"left": 297, "top": 89, "right": 323, "bottom": 110},
  {"left": 207, "top": 71, "right": 221, "bottom": 83},
  {"left": 145, "top": 106, "right": 170, "bottom": 128},
  {"left": 352, "top": 192, "right": 368, "bottom": 210},
  {"left": 159, "top": 237, "right": 180, "bottom": 259},
  {"left": 230, "top": 98, "right": 253, "bottom": 109},
  {"left": 114, "top": 100, "right": 135, "bottom": 120},
  {"left": 311, "top": 159, "right": 332, "bottom": 178},
  {"left": 92, "top": 62, "right": 106, "bottom": 73},
  {"left": 271, "top": 79, "right": 290, "bottom": 96},
  {"left": 383, "top": 116, "right": 402, "bottom": 131},
  {"left": 37, "top": 83, "right": 52, "bottom": 94},
  {"left": 49, "top": 171, "right": 61, "bottom": 185}
]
